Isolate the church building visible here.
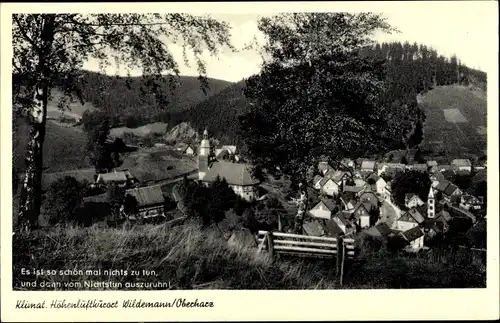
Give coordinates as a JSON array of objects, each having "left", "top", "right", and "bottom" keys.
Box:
[{"left": 197, "top": 129, "right": 260, "bottom": 201}]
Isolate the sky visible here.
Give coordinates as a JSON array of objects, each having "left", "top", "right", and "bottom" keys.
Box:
[{"left": 82, "top": 4, "right": 497, "bottom": 83}]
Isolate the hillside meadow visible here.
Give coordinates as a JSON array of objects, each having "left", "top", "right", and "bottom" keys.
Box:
[{"left": 419, "top": 85, "right": 487, "bottom": 160}]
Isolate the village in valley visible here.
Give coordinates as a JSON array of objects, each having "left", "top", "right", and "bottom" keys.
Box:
[
  {"left": 75, "top": 126, "right": 487, "bottom": 256},
  {"left": 11, "top": 11, "right": 490, "bottom": 291}
]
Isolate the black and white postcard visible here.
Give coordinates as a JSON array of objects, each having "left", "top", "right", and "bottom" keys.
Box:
[{"left": 1, "top": 1, "right": 498, "bottom": 322}]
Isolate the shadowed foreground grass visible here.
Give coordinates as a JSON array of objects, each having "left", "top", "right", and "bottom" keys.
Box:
[
  {"left": 12, "top": 222, "right": 339, "bottom": 290},
  {"left": 13, "top": 222, "right": 486, "bottom": 290}
]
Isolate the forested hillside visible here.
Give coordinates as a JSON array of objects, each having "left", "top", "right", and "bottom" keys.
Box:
[
  {"left": 174, "top": 41, "right": 487, "bottom": 148},
  {"left": 78, "top": 71, "right": 233, "bottom": 128}
]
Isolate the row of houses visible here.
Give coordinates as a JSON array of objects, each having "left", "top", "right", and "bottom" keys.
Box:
[{"left": 302, "top": 157, "right": 484, "bottom": 253}]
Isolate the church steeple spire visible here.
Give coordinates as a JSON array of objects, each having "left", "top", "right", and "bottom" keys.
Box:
[{"left": 427, "top": 186, "right": 435, "bottom": 219}]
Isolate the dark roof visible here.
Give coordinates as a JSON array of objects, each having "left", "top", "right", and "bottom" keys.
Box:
[
  {"left": 360, "top": 191, "right": 378, "bottom": 205},
  {"left": 303, "top": 220, "right": 326, "bottom": 236},
  {"left": 408, "top": 207, "right": 426, "bottom": 224},
  {"left": 444, "top": 183, "right": 461, "bottom": 196},
  {"left": 126, "top": 185, "right": 165, "bottom": 207},
  {"left": 436, "top": 210, "right": 452, "bottom": 222},
  {"left": 365, "top": 173, "right": 381, "bottom": 182},
  {"left": 398, "top": 212, "right": 418, "bottom": 223},
  {"left": 435, "top": 180, "right": 451, "bottom": 192},
  {"left": 329, "top": 170, "right": 348, "bottom": 183},
  {"left": 321, "top": 199, "right": 337, "bottom": 211},
  {"left": 442, "top": 170, "right": 456, "bottom": 180},
  {"left": 405, "top": 193, "right": 418, "bottom": 203},
  {"left": 341, "top": 191, "right": 357, "bottom": 202},
  {"left": 432, "top": 172, "right": 446, "bottom": 182},
  {"left": 319, "top": 219, "right": 344, "bottom": 237},
  {"left": 202, "top": 162, "right": 260, "bottom": 186},
  {"left": 344, "top": 185, "right": 363, "bottom": 193},
  {"left": 334, "top": 211, "right": 352, "bottom": 227},
  {"left": 375, "top": 223, "right": 392, "bottom": 236},
  {"left": 400, "top": 226, "right": 424, "bottom": 242},
  {"left": 456, "top": 170, "right": 471, "bottom": 176}
]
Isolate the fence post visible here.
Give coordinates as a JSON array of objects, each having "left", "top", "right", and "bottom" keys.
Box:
[
  {"left": 336, "top": 236, "right": 345, "bottom": 287},
  {"left": 267, "top": 232, "right": 275, "bottom": 260}
]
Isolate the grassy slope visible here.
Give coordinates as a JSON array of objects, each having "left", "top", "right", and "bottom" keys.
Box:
[
  {"left": 12, "top": 221, "right": 485, "bottom": 290},
  {"left": 418, "top": 85, "right": 487, "bottom": 161},
  {"left": 13, "top": 118, "right": 90, "bottom": 174}
]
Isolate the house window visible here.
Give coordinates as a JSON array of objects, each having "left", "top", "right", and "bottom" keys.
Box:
[{"left": 429, "top": 206, "right": 433, "bottom": 211}]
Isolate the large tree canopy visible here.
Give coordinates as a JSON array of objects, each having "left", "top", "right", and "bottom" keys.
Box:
[
  {"left": 239, "top": 13, "right": 396, "bottom": 182},
  {"left": 12, "top": 13, "right": 233, "bottom": 232}
]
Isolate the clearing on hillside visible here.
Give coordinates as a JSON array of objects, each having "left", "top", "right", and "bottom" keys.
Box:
[
  {"left": 418, "top": 85, "right": 487, "bottom": 160},
  {"left": 14, "top": 118, "right": 90, "bottom": 174},
  {"left": 46, "top": 88, "right": 96, "bottom": 120},
  {"left": 443, "top": 109, "right": 467, "bottom": 123}
]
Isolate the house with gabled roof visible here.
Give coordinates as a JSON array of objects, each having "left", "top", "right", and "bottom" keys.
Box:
[
  {"left": 318, "top": 161, "right": 334, "bottom": 175},
  {"left": 408, "top": 206, "right": 427, "bottom": 224},
  {"left": 308, "top": 199, "right": 338, "bottom": 220},
  {"left": 350, "top": 201, "right": 372, "bottom": 229},
  {"left": 377, "top": 163, "right": 406, "bottom": 176},
  {"left": 383, "top": 181, "right": 393, "bottom": 202},
  {"left": 312, "top": 175, "right": 323, "bottom": 190},
  {"left": 340, "top": 158, "right": 355, "bottom": 170},
  {"left": 365, "top": 173, "right": 387, "bottom": 195},
  {"left": 431, "top": 171, "right": 446, "bottom": 187},
  {"left": 339, "top": 196, "right": 357, "bottom": 211},
  {"left": 398, "top": 226, "right": 425, "bottom": 252},
  {"left": 318, "top": 177, "right": 341, "bottom": 197},
  {"left": 305, "top": 217, "right": 346, "bottom": 238},
  {"left": 198, "top": 130, "right": 260, "bottom": 202},
  {"left": 95, "top": 170, "right": 138, "bottom": 188},
  {"left": 360, "top": 160, "right": 376, "bottom": 175},
  {"left": 362, "top": 223, "right": 393, "bottom": 240},
  {"left": 124, "top": 185, "right": 166, "bottom": 220},
  {"left": 343, "top": 185, "right": 364, "bottom": 195},
  {"left": 393, "top": 211, "right": 419, "bottom": 232},
  {"left": 175, "top": 142, "right": 195, "bottom": 156},
  {"left": 405, "top": 193, "right": 425, "bottom": 209},
  {"left": 451, "top": 159, "right": 472, "bottom": 172},
  {"left": 443, "top": 183, "right": 462, "bottom": 203},
  {"left": 201, "top": 161, "right": 260, "bottom": 201},
  {"left": 332, "top": 211, "right": 356, "bottom": 235},
  {"left": 359, "top": 190, "right": 379, "bottom": 208},
  {"left": 459, "top": 194, "right": 483, "bottom": 211}
]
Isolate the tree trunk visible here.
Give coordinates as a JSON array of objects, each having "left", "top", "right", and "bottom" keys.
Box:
[
  {"left": 18, "top": 86, "right": 47, "bottom": 233},
  {"left": 293, "top": 183, "right": 308, "bottom": 234},
  {"left": 17, "top": 15, "right": 56, "bottom": 233}
]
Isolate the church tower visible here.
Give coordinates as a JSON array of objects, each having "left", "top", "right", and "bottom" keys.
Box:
[
  {"left": 198, "top": 129, "right": 211, "bottom": 180},
  {"left": 427, "top": 186, "right": 435, "bottom": 219}
]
